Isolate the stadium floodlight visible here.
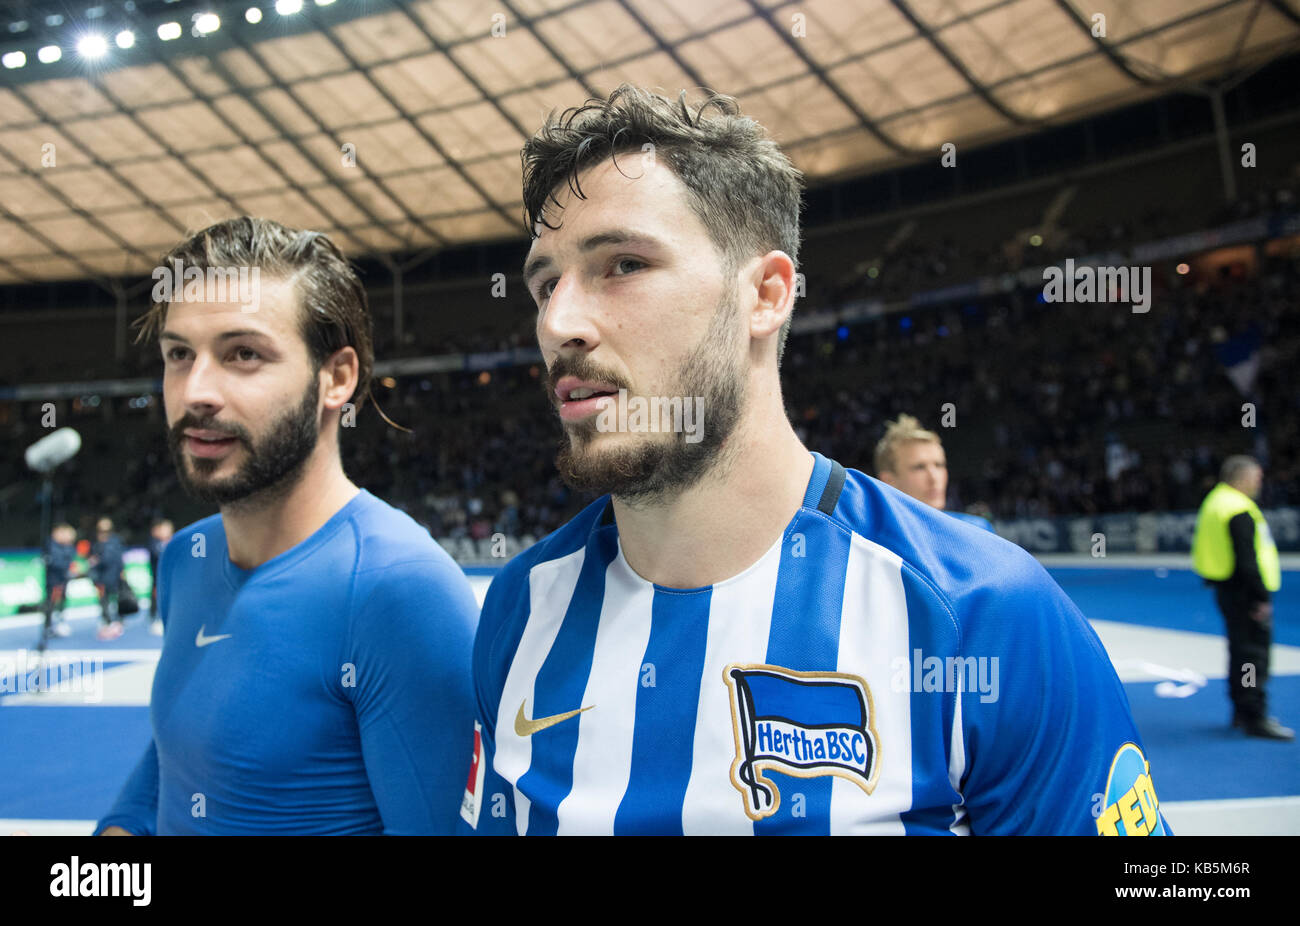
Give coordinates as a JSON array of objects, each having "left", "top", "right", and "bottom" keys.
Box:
[
  {"left": 276, "top": 0, "right": 304, "bottom": 15},
  {"left": 77, "top": 33, "right": 108, "bottom": 58},
  {"left": 157, "top": 21, "right": 182, "bottom": 40},
  {"left": 315, "top": 0, "right": 337, "bottom": 5},
  {"left": 37, "top": 44, "right": 61, "bottom": 63},
  {"left": 116, "top": 30, "right": 135, "bottom": 49},
  {"left": 195, "top": 12, "right": 220, "bottom": 34},
  {"left": 1, "top": 51, "right": 25, "bottom": 68},
  {"left": 245, "top": 7, "right": 263, "bottom": 23}
]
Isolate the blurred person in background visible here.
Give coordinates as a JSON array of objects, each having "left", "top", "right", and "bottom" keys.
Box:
[
  {"left": 89, "top": 517, "right": 126, "bottom": 641},
  {"left": 39, "top": 523, "right": 78, "bottom": 645},
  {"left": 1192, "top": 455, "right": 1291, "bottom": 740},
  {"left": 874, "top": 414, "right": 994, "bottom": 532},
  {"left": 147, "top": 519, "right": 173, "bottom": 636}
]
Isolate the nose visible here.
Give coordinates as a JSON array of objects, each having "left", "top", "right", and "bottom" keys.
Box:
[
  {"left": 179, "top": 350, "right": 225, "bottom": 418},
  {"left": 536, "top": 273, "right": 600, "bottom": 359}
]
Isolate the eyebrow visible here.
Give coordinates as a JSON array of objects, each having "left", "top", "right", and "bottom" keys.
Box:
[
  {"left": 159, "top": 329, "right": 273, "bottom": 345},
  {"left": 522, "top": 231, "right": 665, "bottom": 290}
]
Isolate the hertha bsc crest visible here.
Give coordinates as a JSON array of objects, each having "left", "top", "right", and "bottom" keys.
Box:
[{"left": 724, "top": 664, "right": 880, "bottom": 820}]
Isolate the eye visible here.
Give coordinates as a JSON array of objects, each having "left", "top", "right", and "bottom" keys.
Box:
[
  {"left": 612, "top": 257, "right": 646, "bottom": 276},
  {"left": 536, "top": 278, "right": 557, "bottom": 302},
  {"left": 164, "top": 346, "right": 190, "bottom": 362},
  {"left": 231, "top": 346, "right": 261, "bottom": 363}
]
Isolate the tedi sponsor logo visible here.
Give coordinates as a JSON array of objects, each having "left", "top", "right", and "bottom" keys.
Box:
[
  {"left": 50, "top": 856, "right": 151, "bottom": 906},
  {"left": 1041, "top": 259, "right": 1152, "bottom": 313}
]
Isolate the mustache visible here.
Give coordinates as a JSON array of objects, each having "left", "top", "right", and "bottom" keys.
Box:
[
  {"left": 545, "top": 356, "right": 630, "bottom": 404},
  {"left": 168, "top": 413, "right": 252, "bottom": 446}
]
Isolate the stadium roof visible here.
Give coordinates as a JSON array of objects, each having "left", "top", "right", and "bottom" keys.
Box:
[{"left": 0, "top": 0, "right": 1297, "bottom": 285}]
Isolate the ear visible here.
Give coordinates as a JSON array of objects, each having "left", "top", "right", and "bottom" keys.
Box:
[
  {"left": 320, "top": 346, "right": 360, "bottom": 410},
  {"left": 746, "top": 250, "right": 797, "bottom": 345},
  {"left": 879, "top": 470, "right": 897, "bottom": 487}
]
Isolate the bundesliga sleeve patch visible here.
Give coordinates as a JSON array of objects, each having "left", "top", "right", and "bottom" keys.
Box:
[
  {"left": 724, "top": 665, "right": 880, "bottom": 820},
  {"left": 1096, "top": 742, "right": 1165, "bottom": 836},
  {"left": 460, "top": 721, "right": 486, "bottom": 830}
]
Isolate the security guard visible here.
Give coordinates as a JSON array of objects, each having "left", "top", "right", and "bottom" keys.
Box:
[{"left": 1192, "top": 455, "right": 1292, "bottom": 740}]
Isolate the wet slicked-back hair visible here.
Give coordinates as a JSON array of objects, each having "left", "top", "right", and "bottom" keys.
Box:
[
  {"left": 521, "top": 84, "right": 805, "bottom": 362},
  {"left": 134, "top": 216, "right": 375, "bottom": 412}
]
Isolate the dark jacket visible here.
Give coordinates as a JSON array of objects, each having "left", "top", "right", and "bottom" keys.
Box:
[
  {"left": 90, "top": 534, "right": 125, "bottom": 582},
  {"left": 44, "top": 539, "right": 76, "bottom": 587},
  {"left": 1224, "top": 511, "right": 1271, "bottom": 604}
]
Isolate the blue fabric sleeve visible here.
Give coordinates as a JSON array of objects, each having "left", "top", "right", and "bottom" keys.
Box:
[
  {"left": 94, "top": 740, "right": 159, "bottom": 836},
  {"left": 956, "top": 551, "right": 1172, "bottom": 836},
  {"left": 348, "top": 557, "right": 479, "bottom": 835}
]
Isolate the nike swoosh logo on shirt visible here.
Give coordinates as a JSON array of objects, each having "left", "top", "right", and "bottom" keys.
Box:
[
  {"left": 514, "top": 699, "right": 593, "bottom": 737},
  {"left": 195, "top": 625, "right": 232, "bottom": 648}
]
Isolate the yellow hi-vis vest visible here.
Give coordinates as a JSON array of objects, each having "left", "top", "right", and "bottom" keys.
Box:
[{"left": 1192, "top": 482, "right": 1281, "bottom": 591}]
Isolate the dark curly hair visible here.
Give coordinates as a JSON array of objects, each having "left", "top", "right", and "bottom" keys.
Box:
[{"left": 521, "top": 84, "right": 805, "bottom": 361}]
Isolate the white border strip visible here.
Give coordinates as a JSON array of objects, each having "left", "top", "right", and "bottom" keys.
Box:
[{"left": 1035, "top": 553, "right": 1300, "bottom": 569}]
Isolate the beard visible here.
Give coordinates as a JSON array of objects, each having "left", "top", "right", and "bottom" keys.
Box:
[
  {"left": 550, "top": 285, "right": 747, "bottom": 505},
  {"left": 168, "top": 375, "right": 321, "bottom": 510}
]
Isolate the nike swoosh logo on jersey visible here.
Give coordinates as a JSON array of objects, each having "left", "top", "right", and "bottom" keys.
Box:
[
  {"left": 514, "top": 699, "right": 593, "bottom": 737},
  {"left": 195, "top": 625, "right": 232, "bottom": 648}
]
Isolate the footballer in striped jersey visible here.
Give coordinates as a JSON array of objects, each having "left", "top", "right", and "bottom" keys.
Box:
[{"left": 458, "top": 85, "right": 1168, "bottom": 836}]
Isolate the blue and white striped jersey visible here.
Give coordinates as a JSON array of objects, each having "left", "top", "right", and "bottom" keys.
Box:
[{"left": 460, "top": 452, "right": 1170, "bottom": 836}]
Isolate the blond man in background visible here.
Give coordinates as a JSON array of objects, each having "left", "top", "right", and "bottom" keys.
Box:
[{"left": 875, "top": 414, "right": 993, "bottom": 532}]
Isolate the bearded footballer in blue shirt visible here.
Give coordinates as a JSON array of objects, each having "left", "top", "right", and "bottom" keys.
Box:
[
  {"left": 96, "top": 218, "right": 478, "bottom": 835},
  {"left": 460, "top": 86, "right": 1170, "bottom": 836}
]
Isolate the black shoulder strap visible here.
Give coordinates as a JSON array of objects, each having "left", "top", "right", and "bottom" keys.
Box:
[{"left": 817, "top": 460, "right": 847, "bottom": 515}]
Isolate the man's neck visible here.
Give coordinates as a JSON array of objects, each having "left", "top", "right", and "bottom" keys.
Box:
[
  {"left": 221, "top": 450, "right": 359, "bottom": 570},
  {"left": 611, "top": 386, "right": 813, "bottom": 589}
]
